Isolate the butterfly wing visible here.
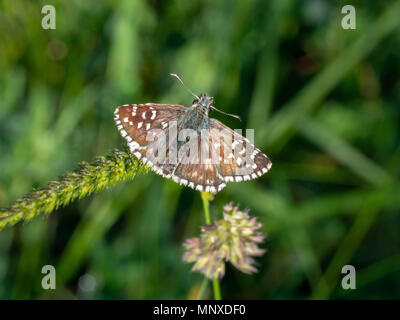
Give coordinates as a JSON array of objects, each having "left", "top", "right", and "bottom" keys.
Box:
[
  {"left": 171, "top": 133, "right": 227, "bottom": 193},
  {"left": 114, "top": 103, "right": 186, "bottom": 177},
  {"left": 207, "top": 118, "right": 272, "bottom": 183},
  {"left": 167, "top": 118, "right": 272, "bottom": 193},
  {"left": 115, "top": 103, "right": 185, "bottom": 146}
]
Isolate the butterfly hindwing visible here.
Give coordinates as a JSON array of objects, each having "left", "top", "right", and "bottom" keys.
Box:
[
  {"left": 207, "top": 118, "right": 272, "bottom": 183},
  {"left": 170, "top": 134, "right": 226, "bottom": 193}
]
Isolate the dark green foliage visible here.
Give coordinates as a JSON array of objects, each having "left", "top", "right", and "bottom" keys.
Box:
[{"left": 0, "top": 0, "right": 400, "bottom": 299}]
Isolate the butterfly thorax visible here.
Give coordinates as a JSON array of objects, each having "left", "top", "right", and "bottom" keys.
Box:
[{"left": 179, "top": 93, "right": 214, "bottom": 130}]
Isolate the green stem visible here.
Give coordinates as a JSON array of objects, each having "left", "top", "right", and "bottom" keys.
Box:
[
  {"left": 196, "top": 277, "right": 208, "bottom": 300},
  {"left": 200, "top": 191, "right": 222, "bottom": 300},
  {"left": 212, "top": 278, "right": 222, "bottom": 300},
  {"left": 0, "top": 149, "right": 149, "bottom": 231},
  {"left": 200, "top": 191, "right": 212, "bottom": 224}
]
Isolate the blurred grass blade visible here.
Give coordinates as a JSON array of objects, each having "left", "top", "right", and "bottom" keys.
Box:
[
  {"left": 299, "top": 116, "right": 392, "bottom": 185},
  {"left": 107, "top": 0, "right": 152, "bottom": 96},
  {"left": 231, "top": 182, "right": 400, "bottom": 229},
  {"left": 12, "top": 220, "right": 48, "bottom": 299},
  {"left": 260, "top": 1, "right": 400, "bottom": 150},
  {"left": 295, "top": 183, "right": 400, "bottom": 225},
  {"left": 56, "top": 195, "right": 116, "bottom": 283},
  {"left": 311, "top": 207, "right": 379, "bottom": 299},
  {"left": 248, "top": 0, "right": 289, "bottom": 128},
  {"left": 338, "top": 254, "right": 400, "bottom": 297}
]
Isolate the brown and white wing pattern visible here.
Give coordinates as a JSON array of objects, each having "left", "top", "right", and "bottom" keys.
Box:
[
  {"left": 114, "top": 104, "right": 272, "bottom": 194},
  {"left": 114, "top": 103, "right": 186, "bottom": 177},
  {"left": 207, "top": 118, "right": 272, "bottom": 185},
  {"left": 171, "top": 133, "right": 227, "bottom": 193}
]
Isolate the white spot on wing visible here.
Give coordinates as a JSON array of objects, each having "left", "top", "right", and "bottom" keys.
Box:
[
  {"left": 129, "top": 141, "right": 140, "bottom": 151},
  {"left": 262, "top": 167, "right": 268, "bottom": 173}
]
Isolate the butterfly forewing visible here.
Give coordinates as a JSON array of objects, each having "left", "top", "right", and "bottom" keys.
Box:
[
  {"left": 115, "top": 103, "right": 185, "bottom": 146},
  {"left": 115, "top": 103, "right": 186, "bottom": 177}
]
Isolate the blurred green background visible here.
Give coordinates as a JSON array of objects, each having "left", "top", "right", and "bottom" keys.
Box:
[{"left": 1, "top": 0, "right": 400, "bottom": 299}]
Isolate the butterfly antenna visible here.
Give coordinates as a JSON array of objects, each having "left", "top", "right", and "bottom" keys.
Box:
[
  {"left": 170, "top": 73, "right": 199, "bottom": 100},
  {"left": 211, "top": 106, "right": 242, "bottom": 122}
]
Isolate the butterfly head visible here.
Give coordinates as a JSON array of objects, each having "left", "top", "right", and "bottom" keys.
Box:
[
  {"left": 193, "top": 93, "right": 214, "bottom": 114},
  {"left": 193, "top": 93, "right": 242, "bottom": 121}
]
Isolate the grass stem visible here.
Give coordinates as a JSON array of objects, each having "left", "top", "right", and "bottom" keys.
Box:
[{"left": 200, "top": 191, "right": 222, "bottom": 300}]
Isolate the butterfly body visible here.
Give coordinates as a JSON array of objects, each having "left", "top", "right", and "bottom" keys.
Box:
[
  {"left": 178, "top": 93, "right": 213, "bottom": 131},
  {"left": 114, "top": 92, "right": 272, "bottom": 193}
]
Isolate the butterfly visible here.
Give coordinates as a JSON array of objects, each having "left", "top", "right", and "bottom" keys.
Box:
[{"left": 114, "top": 74, "right": 272, "bottom": 193}]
